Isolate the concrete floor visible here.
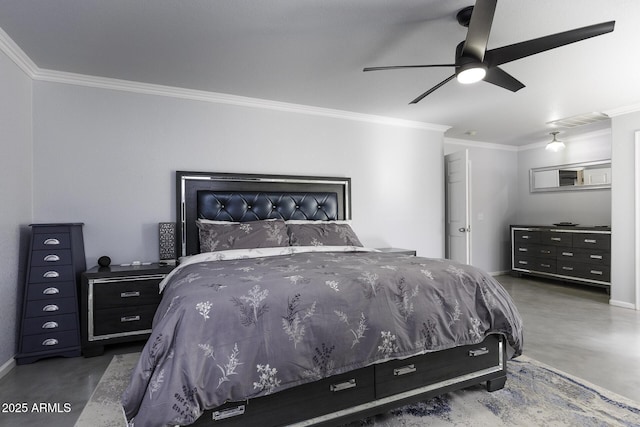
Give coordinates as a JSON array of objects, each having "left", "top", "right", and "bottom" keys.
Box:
[{"left": 0, "top": 274, "right": 638, "bottom": 426}]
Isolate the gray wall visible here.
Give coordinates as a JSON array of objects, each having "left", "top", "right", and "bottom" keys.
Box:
[{"left": 0, "top": 50, "right": 33, "bottom": 369}]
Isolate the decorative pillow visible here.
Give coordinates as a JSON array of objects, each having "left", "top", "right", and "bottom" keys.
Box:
[
  {"left": 287, "top": 222, "right": 363, "bottom": 247},
  {"left": 196, "top": 219, "right": 289, "bottom": 252}
]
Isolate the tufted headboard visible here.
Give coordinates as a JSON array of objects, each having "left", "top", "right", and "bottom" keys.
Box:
[{"left": 176, "top": 171, "right": 351, "bottom": 257}]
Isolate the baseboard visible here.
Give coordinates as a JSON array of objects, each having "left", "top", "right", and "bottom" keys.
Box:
[
  {"left": 0, "top": 356, "right": 16, "bottom": 380},
  {"left": 609, "top": 299, "right": 637, "bottom": 310}
]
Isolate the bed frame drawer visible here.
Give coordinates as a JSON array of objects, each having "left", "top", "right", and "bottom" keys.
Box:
[
  {"left": 374, "top": 335, "right": 501, "bottom": 399},
  {"left": 197, "top": 366, "right": 375, "bottom": 426}
]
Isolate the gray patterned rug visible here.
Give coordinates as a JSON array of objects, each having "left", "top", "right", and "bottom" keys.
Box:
[{"left": 75, "top": 353, "right": 640, "bottom": 427}]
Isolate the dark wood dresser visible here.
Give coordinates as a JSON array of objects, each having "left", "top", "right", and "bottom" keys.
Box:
[
  {"left": 81, "top": 263, "right": 175, "bottom": 356},
  {"left": 16, "top": 223, "right": 86, "bottom": 364},
  {"left": 510, "top": 225, "right": 611, "bottom": 289}
]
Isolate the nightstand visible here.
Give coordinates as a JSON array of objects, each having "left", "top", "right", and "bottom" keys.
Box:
[
  {"left": 80, "top": 263, "right": 175, "bottom": 357},
  {"left": 376, "top": 248, "right": 417, "bottom": 256}
]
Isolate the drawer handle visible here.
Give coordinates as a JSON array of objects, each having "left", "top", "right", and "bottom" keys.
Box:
[
  {"left": 469, "top": 347, "right": 489, "bottom": 357},
  {"left": 42, "top": 321, "right": 59, "bottom": 329},
  {"left": 43, "top": 287, "right": 59, "bottom": 295},
  {"left": 584, "top": 239, "right": 597, "bottom": 244},
  {"left": 518, "top": 261, "right": 528, "bottom": 265},
  {"left": 120, "top": 291, "right": 141, "bottom": 298},
  {"left": 518, "top": 248, "right": 528, "bottom": 252},
  {"left": 43, "top": 238, "right": 60, "bottom": 245},
  {"left": 330, "top": 379, "right": 356, "bottom": 392},
  {"left": 590, "top": 255, "right": 603, "bottom": 260},
  {"left": 121, "top": 315, "right": 141, "bottom": 323},
  {"left": 42, "top": 338, "right": 59, "bottom": 346},
  {"left": 213, "top": 405, "right": 246, "bottom": 421},
  {"left": 590, "top": 270, "right": 603, "bottom": 275},
  {"left": 541, "top": 264, "right": 551, "bottom": 268},
  {"left": 43, "top": 271, "right": 60, "bottom": 278},
  {"left": 562, "top": 252, "right": 574, "bottom": 257},
  {"left": 541, "top": 250, "right": 551, "bottom": 254},
  {"left": 522, "top": 235, "right": 530, "bottom": 239},
  {"left": 394, "top": 364, "right": 417, "bottom": 376},
  {"left": 42, "top": 304, "right": 59, "bottom": 312},
  {"left": 550, "top": 237, "right": 561, "bottom": 241},
  {"left": 43, "top": 254, "right": 60, "bottom": 262},
  {"left": 562, "top": 266, "right": 574, "bottom": 271}
]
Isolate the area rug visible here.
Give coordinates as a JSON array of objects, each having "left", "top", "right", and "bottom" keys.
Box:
[{"left": 75, "top": 353, "right": 640, "bottom": 427}]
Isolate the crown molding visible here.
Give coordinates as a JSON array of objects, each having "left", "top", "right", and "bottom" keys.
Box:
[
  {"left": 444, "top": 137, "right": 519, "bottom": 152},
  {"left": 604, "top": 102, "right": 640, "bottom": 117},
  {"left": 0, "top": 26, "right": 38, "bottom": 77}
]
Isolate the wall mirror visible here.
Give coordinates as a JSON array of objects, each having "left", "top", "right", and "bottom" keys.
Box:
[{"left": 530, "top": 160, "right": 611, "bottom": 192}]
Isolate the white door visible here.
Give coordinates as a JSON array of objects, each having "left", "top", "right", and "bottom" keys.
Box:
[{"left": 445, "top": 150, "right": 471, "bottom": 264}]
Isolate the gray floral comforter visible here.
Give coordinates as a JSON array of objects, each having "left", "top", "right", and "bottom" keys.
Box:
[{"left": 122, "top": 247, "right": 523, "bottom": 426}]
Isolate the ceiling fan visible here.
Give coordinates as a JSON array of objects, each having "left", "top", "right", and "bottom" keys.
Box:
[{"left": 363, "top": 0, "right": 615, "bottom": 104}]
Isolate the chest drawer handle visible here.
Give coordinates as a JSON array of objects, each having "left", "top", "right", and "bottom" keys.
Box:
[
  {"left": 518, "top": 261, "right": 529, "bottom": 265},
  {"left": 43, "top": 254, "right": 61, "bottom": 262},
  {"left": 330, "top": 379, "right": 356, "bottom": 392},
  {"left": 541, "top": 264, "right": 551, "bottom": 268},
  {"left": 213, "top": 405, "right": 246, "bottom": 421},
  {"left": 521, "top": 235, "right": 530, "bottom": 239},
  {"left": 550, "top": 237, "right": 561, "bottom": 241},
  {"left": 469, "top": 347, "right": 489, "bottom": 357},
  {"left": 562, "top": 252, "right": 574, "bottom": 257},
  {"left": 584, "top": 239, "right": 597, "bottom": 244},
  {"left": 518, "top": 248, "right": 528, "bottom": 252},
  {"left": 43, "top": 238, "right": 60, "bottom": 246},
  {"left": 121, "top": 291, "right": 141, "bottom": 298},
  {"left": 394, "top": 364, "right": 417, "bottom": 376},
  {"left": 590, "top": 270, "right": 603, "bottom": 275},
  {"left": 43, "top": 271, "right": 60, "bottom": 278},
  {"left": 43, "top": 287, "right": 60, "bottom": 295},
  {"left": 42, "top": 321, "right": 59, "bottom": 329},
  {"left": 590, "top": 255, "right": 603, "bottom": 260},
  {"left": 42, "top": 304, "right": 59, "bottom": 312},
  {"left": 42, "top": 338, "right": 59, "bottom": 346},
  {"left": 541, "top": 250, "right": 551, "bottom": 254},
  {"left": 121, "top": 315, "right": 141, "bottom": 323},
  {"left": 562, "top": 266, "right": 574, "bottom": 271}
]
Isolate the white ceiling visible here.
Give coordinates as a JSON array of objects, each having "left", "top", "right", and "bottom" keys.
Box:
[{"left": 1, "top": 0, "right": 638, "bottom": 146}]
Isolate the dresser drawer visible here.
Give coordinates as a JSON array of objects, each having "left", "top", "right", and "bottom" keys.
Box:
[
  {"left": 27, "top": 281, "right": 76, "bottom": 301},
  {"left": 513, "top": 256, "right": 556, "bottom": 273},
  {"left": 92, "top": 278, "right": 163, "bottom": 309},
  {"left": 25, "top": 297, "right": 78, "bottom": 318},
  {"left": 513, "top": 229, "right": 540, "bottom": 244},
  {"left": 20, "top": 330, "right": 79, "bottom": 354},
  {"left": 29, "top": 265, "right": 74, "bottom": 284},
  {"left": 374, "top": 335, "right": 501, "bottom": 399},
  {"left": 515, "top": 243, "right": 556, "bottom": 259},
  {"left": 541, "top": 231, "right": 572, "bottom": 246},
  {"left": 93, "top": 305, "right": 158, "bottom": 337},
  {"left": 557, "top": 261, "right": 610, "bottom": 282},
  {"left": 30, "top": 249, "right": 73, "bottom": 267},
  {"left": 22, "top": 313, "right": 78, "bottom": 336},
  {"left": 31, "top": 232, "right": 71, "bottom": 250},
  {"left": 572, "top": 233, "right": 610, "bottom": 250},
  {"left": 557, "top": 247, "right": 610, "bottom": 266}
]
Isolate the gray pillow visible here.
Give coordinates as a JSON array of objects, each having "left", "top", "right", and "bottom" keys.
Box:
[
  {"left": 196, "top": 219, "right": 289, "bottom": 252},
  {"left": 287, "top": 222, "right": 363, "bottom": 247}
]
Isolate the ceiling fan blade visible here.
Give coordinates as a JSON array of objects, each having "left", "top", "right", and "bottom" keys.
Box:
[
  {"left": 462, "top": 0, "right": 497, "bottom": 61},
  {"left": 363, "top": 64, "right": 455, "bottom": 72},
  {"left": 483, "top": 67, "right": 525, "bottom": 92},
  {"left": 409, "top": 74, "right": 456, "bottom": 104},
  {"left": 485, "top": 21, "right": 615, "bottom": 67}
]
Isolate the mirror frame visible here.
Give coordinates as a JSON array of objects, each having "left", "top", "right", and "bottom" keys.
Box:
[{"left": 529, "top": 159, "right": 611, "bottom": 193}]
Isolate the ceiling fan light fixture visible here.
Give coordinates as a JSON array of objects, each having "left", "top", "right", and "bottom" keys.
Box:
[
  {"left": 456, "top": 63, "right": 487, "bottom": 84},
  {"left": 545, "top": 131, "right": 566, "bottom": 152}
]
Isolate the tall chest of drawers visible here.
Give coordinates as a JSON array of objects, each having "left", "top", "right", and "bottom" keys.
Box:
[
  {"left": 510, "top": 225, "right": 611, "bottom": 289},
  {"left": 16, "top": 224, "right": 86, "bottom": 364}
]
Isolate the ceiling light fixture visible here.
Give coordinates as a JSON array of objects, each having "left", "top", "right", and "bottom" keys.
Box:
[
  {"left": 545, "top": 131, "right": 566, "bottom": 152},
  {"left": 456, "top": 62, "right": 487, "bottom": 84}
]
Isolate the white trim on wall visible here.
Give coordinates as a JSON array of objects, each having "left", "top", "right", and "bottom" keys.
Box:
[{"left": 636, "top": 131, "right": 640, "bottom": 310}]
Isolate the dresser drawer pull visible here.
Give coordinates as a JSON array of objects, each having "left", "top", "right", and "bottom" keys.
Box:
[
  {"left": 43, "top": 271, "right": 60, "bottom": 278},
  {"left": 330, "top": 379, "right": 356, "bottom": 392},
  {"left": 584, "top": 239, "right": 597, "bottom": 244},
  {"left": 121, "top": 315, "right": 141, "bottom": 323},
  {"left": 43, "top": 254, "right": 61, "bottom": 262},
  {"left": 42, "top": 321, "right": 59, "bottom": 329},
  {"left": 550, "top": 237, "right": 561, "bottom": 241},
  {"left": 518, "top": 248, "right": 528, "bottom": 252},
  {"left": 42, "top": 304, "right": 59, "bottom": 312},
  {"left": 43, "top": 238, "right": 60, "bottom": 246},
  {"left": 541, "top": 250, "right": 551, "bottom": 254},
  {"left": 562, "top": 252, "right": 574, "bottom": 257},
  {"left": 590, "top": 255, "right": 603, "bottom": 260},
  {"left": 213, "top": 405, "right": 246, "bottom": 421},
  {"left": 42, "top": 287, "right": 60, "bottom": 295},
  {"left": 590, "top": 270, "right": 603, "bottom": 275},
  {"left": 541, "top": 264, "right": 551, "bottom": 268},
  {"left": 562, "top": 266, "right": 574, "bottom": 271},
  {"left": 394, "top": 364, "right": 417, "bottom": 376},
  {"left": 469, "top": 347, "right": 489, "bottom": 357},
  {"left": 120, "top": 291, "right": 141, "bottom": 298},
  {"left": 42, "top": 338, "right": 59, "bottom": 346},
  {"left": 521, "top": 235, "right": 530, "bottom": 239},
  {"left": 518, "top": 261, "right": 528, "bottom": 265}
]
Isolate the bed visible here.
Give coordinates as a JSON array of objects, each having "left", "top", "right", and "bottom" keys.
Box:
[{"left": 122, "top": 171, "right": 523, "bottom": 426}]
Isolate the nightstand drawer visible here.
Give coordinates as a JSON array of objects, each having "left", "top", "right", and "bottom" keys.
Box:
[
  {"left": 29, "top": 265, "right": 74, "bottom": 284},
  {"left": 21, "top": 330, "right": 79, "bottom": 354},
  {"left": 93, "top": 278, "right": 163, "bottom": 309},
  {"left": 31, "top": 232, "right": 71, "bottom": 250},
  {"left": 30, "top": 249, "right": 73, "bottom": 266},
  {"left": 22, "top": 313, "right": 78, "bottom": 335},
  {"left": 93, "top": 305, "right": 158, "bottom": 337},
  {"left": 25, "top": 297, "right": 78, "bottom": 317},
  {"left": 27, "top": 281, "right": 76, "bottom": 300}
]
